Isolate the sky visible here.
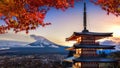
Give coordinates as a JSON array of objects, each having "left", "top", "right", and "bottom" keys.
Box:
[{"left": 0, "top": 1, "right": 120, "bottom": 46}]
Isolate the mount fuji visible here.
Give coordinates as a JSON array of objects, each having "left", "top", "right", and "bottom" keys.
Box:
[
  {"left": 28, "top": 35, "right": 64, "bottom": 48},
  {"left": 0, "top": 35, "right": 69, "bottom": 55}
]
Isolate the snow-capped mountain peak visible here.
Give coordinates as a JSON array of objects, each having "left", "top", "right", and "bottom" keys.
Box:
[{"left": 28, "top": 35, "right": 60, "bottom": 48}]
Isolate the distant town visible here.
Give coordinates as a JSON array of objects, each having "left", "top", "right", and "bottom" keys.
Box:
[{"left": 0, "top": 54, "right": 65, "bottom": 68}]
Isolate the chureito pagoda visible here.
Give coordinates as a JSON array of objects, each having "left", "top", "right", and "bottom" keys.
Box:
[{"left": 63, "top": 2, "right": 118, "bottom": 68}]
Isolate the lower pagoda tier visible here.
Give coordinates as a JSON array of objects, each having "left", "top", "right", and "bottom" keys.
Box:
[
  {"left": 63, "top": 56, "right": 118, "bottom": 68},
  {"left": 73, "top": 57, "right": 118, "bottom": 63},
  {"left": 73, "top": 57, "right": 118, "bottom": 68}
]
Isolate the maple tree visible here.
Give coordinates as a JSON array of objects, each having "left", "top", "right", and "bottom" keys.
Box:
[
  {"left": 91, "top": 0, "right": 120, "bottom": 16},
  {"left": 0, "top": 0, "right": 119, "bottom": 34}
]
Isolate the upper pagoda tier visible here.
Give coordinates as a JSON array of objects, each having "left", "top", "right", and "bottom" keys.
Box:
[
  {"left": 66, "top": 31, "right": 113, "bottom": 41},
  {"left": 66, "top": 2, "right": 113, "bottom": 41}
]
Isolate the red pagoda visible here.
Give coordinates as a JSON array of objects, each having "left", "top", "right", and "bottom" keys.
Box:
[{"left": 64, "top": 2, "right": 118, "bottom": 68}]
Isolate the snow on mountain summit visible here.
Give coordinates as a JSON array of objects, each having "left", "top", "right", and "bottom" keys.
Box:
[{"left": 29, "top": 35, "right": 60, "bottom": 48}]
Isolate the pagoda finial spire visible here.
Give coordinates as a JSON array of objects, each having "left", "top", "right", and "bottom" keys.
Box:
[{"left": 82, "top": 2, "right": 89, "bottom": 32}]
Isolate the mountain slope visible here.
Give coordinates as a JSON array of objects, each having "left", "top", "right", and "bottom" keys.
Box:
[{"left": 29, "top": 35, "right": 66, "bottom": 48}]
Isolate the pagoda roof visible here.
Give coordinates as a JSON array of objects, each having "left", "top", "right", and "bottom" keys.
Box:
[
  {"left": 74, "top": 32, "right": 113, "bottom": 36},
  {"left": 64, "top": 56, "right": 75, "bottom": 62},
  {"left": 73, "top": 57, "right": 118, "bottom": 63},
  {"left": 66, "top": 47, "right": 75, "bottom": 51},
  {"left": 66, "top": 31, "right": 113, "bottom": 41},
  {"left": 74, "top": 44, "right": 115, "bottom": 49}
]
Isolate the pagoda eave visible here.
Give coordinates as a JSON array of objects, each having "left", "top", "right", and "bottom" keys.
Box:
[
  {"left": 66, "top": 47, "right": 75, "bottom": 51},
  {"left": 74, "top": 32, "right": 113, "bottom": 36},
  {"left": 66, "top": 32, "right": 113, "bottom": 41},
  {"left": 73, "top": 57, "right": 118, "bottom": 63},
  {"left": 66, "top": 34, "right": 78, "bottom": 41},
  {"left": 74, "top": 45, "right": 115, "bottom": 49},
  {"left": 64, "top": 56, "right": 75, "bottom": 62}
]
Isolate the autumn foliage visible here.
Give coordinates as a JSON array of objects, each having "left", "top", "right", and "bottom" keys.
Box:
[
  {"left": 91, "top": 0, "right": 120, "bottom": 16},
  {"left": 0, "top": 0, "right": 120, "bottom": 34}
]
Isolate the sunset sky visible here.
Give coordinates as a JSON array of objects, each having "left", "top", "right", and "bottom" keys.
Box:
[{"left": 0, "top": 1, "right": 120, "bottom": 46}]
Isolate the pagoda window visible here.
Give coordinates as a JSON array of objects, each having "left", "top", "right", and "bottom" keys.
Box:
[
  {"left": 74, "top": 62, "right": 81, "bottom": 68},
  {"left": 74, "top": 48, "right": 82, "bottom": 58},
  {"left": 76, "top": 37, "right": 81, "bottom": 43},
  {"left": 76, "top": 49, "right": 82, "bottom": 55}
]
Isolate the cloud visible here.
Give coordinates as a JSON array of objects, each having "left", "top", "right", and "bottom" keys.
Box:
[
  {"left": 100, "top": 40, "right": 116, "bottom": 45},
  {"left": 30, "top": 35, "right": 45, "bottom": 40},
  {"left": 0, "top": 33, "right": 35, "bottom": 43},
  {"left": 99, "top": 37, "right": 120, "bottom": 50}
]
